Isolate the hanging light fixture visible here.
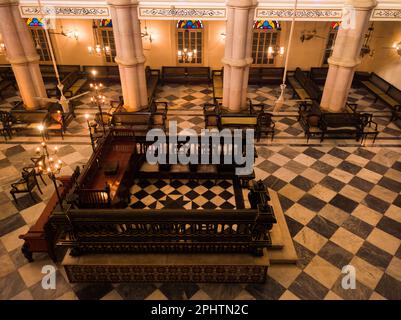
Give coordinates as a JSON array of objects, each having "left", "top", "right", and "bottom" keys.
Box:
[{"left": 393, "top": 41, "right": 401, "bottom": 56}]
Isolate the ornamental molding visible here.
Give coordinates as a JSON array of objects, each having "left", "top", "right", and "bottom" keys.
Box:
[
  {"left": 138, "top": 7, "right": 226, "bottom": 20},
  {"left": 256, "top": 8, "right": 343, "bottom": 21},
  {"left": 19, "top": 6, "right": 110, "bottom": 18},
  {"left": 371, "top": 9, "right": 401, "bottom": 20}
]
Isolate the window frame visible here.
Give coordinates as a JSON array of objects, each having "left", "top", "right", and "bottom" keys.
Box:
[
  {"left": 96, "top": 20, "right": 117, "bottom": 64},
  {"left": 251, "top": 28, "right": 281, "bottom": 66},
  {"left": 29, "top": 27, "right": 52, "bottom": 63},
  {"left": 322, "top": 24, "right": 339, "bottom": 66},
  {"left": 176, "top": 20, "right": 204, "bottom": 65}
]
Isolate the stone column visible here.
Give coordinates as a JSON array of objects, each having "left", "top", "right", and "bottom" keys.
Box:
[
  {"left": 321, "top": 0, "right": 377, "bottom": 112},
  {"left": 107, "top": 0, "right": 148, "bottom": 111},
  {"left": 0, "top": 0, "right": 47, "bottom": 109},
  {"left": 222, "top": 0, "right": 256, "bottom": 112}
]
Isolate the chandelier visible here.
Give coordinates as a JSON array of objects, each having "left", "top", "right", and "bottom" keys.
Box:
[
  {"left": 87, "top": 21, "right": 111, "bottom": 56},
  {"left": 267, "top": 46, "right": 285, "bottom": 57},
  {"left": 177, "top": 48, "right": 197, "bottom": 63}
]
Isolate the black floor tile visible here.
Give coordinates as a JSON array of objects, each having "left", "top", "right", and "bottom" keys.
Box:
[
  {"left": 298, "top": 194, "right": 327, "bottom": 212},
  {"left": 331, "top": 277, "right": 372, "bottom": 300},
  {"left": 362, "top": 195, "right": 390, "bottom": 214},
  {"left": 318, "top": 241, "right": 354, "bottom": 269},
  {"left": 337, "top": 161, "right": 362, "bottom": 175},
  {"left": 320, "top": 176, "right": 346, "bottom": 192},
  {"left": 378, "top": 177, "right": 401, "bottom": 193},
  {"left": 307, "top": 215, "right": 339, "bottom": 239},
  {"left": 116, "top": 283, "right": 157, "bottom": 300},
  {"left": 0, "top": 213, "right": 26, "bottom": 237},
  {"left": 342, "top": 216, "right": 374, "bottom": 239},
  {"left": 245, "top": 276, "right": 286, "bottom": 300},
  {"left": 290, "top": 176, "right": 315, "bottom": 192},
  {"left": 375, "top": 274, "right": 401, "bottom": 300},
  {"left": 74, "top": 283, "right": 114, "bottom": 300},
  {"left": 348, "top": 176, "right": 375, "bottom": 193},
  {"left": 376, "top": 216, "right": 401, "bottom": 240},
  {"left": 356, "top": 241, "right": 393, "bottom": 269},
  {"left": 288, "top": 272, "right": 329, "bottom": 300},
  {"left": 330, "top": 194, "right": 358, "bottom": 213},
  {"left": 294, "top": 242, "right": 315, "bottom": 270},
  {"left": 159, "top": 283, "right": 199, "bottom": 300}
]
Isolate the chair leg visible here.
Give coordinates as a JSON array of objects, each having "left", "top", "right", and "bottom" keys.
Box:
[
  {"left": 11, "top": 192, "right": 17, "bottom": 204},
  {"left": 36, "top": 181, "right": 43, "bottom": 194},
  {"left": 39, "top": 173, "right": 47, "bottom": 186},
  {"left": 29, "top": 191, "right": 35, "bottom": 201}
]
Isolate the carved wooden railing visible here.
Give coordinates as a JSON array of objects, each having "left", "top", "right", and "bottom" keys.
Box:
[{"left": 47, "top": 204, "right": 276, "bottom": 257}]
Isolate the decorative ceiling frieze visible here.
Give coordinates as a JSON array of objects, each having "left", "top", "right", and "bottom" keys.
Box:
[
  {"left": 138, "top": 7, "right": 226, "bottom": 20},
  {"left": 371, "top": 9, "right": 401, "bottom": 20},
  {"left": 19, "top": 6, "right": 110, "bottom": 18},
  {"left": 255, "top": 8, "right": 343, "bottom": 21}
]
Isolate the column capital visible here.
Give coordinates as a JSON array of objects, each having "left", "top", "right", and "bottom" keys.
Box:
[
  {"left": 114, "top": 55, "right": 146, "bottom": 67},
  {"left": 345, "top": 0, "right": 377, "bottom": 10},
  {"left": 107, "top": 0, "right": 139, "bottom": 7},
  {"left": 327, "top": 56, "right": 361, "bottom": 68},
  {"left": 226, "top": 0, "right": 257, "bottom": 9}
]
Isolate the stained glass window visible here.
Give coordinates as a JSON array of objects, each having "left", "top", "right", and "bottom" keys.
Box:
[
  {"left": 27, "top": 18, "right": 45, "bottom": 27},
  {"left": 99, "top": 19, "right": 113, "bottom": 28},
  {"left": 331, "top": 21, "right": 341, "bottom": 31},
  {"left": 177, "top": 20, "right": 203, "bottom": 29},
  {"left": 253, "top": 20, "right": 281, "bottom": 30}
]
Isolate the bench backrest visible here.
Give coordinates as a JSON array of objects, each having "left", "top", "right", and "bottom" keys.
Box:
[
  {"left": 220, "top": 114, "right": 257, "bottom": 126},
  {"left": 187, "top": 67, "right": 210, "bottom": 76},
  {"left": 260, "top": 67, "right": 284, "bottom": 78},
  {"left": 370, "top": 73, "right": 391, "bottom": 92},
  {"left": 58, "top": 65, "right": 80, "bottom": 74},
  {"left": 294, "top": 67, "right": 308, "bottom": 83},
  {"left": 162, "top": 66, "right": 186, "bottom": 76},
  {"left": 10, "top": 110, "right": 48, "bottom": 123},
  {"left": 310, "top": 67, "right": 328, "bottom": 78},
  {"left": 387, "top": 86, "right": 401, "bottom": 103},
  {"left": 62, "top": 71, "right": 81, "bottom": 88},
  {"left": 112, "top": 112, "right": 151, "bottom": 126}
]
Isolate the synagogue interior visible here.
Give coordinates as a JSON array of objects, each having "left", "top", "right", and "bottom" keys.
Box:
[{"left": 0, "top": 0, "right": 400, "bottom": 301}]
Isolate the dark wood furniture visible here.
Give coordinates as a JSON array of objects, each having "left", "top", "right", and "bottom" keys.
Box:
[
  {"left": 257, "top": 113, "right": 275, "bottom": 142},
  {"left": 40, "top": 65, "right": 80, "bottom": 81},
  {"left": 248, "top": 67, "right": 284, "bottom": 85},
  {"left": 10, "top": 168, "right": 42, "bottom": 203},
  {"left": 212, "top": 69, "right": 223, "bottom": 100},
  {"left": 111, "top": 111, "right": 152, "bottom": 135},
  {"left": 288, "top": 68, "right": 322, "bottom": 102},
  {"left": 0, "top": 110, "right": 12, "bottom": 140},
  {"left": 298, "top": 101, "right": 323, "bottom": 143},
  {"left": 47, "top": 71, "right": 88, "bottom": 99},
  {"left": 161, "top": 66, "right": 211, "bottom": 84},
  {"left": 145, "top": 66, "right": 160, "bottom": 104},
  {"left": 0, "top": 74, "right": 16, "bottom": 100},
  {"left": 9, "top": 110, "right": 48, "bottom": 135},
  {"left": 360, "top": 73, "right": 401, "bottom": 122},
  {"left": 46, "top": 129, "right": 274, "bottom": 259},
  {"left": 83, "top": 65, "right": 120, "bottom": 82},
  {"left": 18, "top": 169, "right": 80, "bottom": 262},
  {"left": 310, "top": 67, "right": 328, "bottom": 85}
]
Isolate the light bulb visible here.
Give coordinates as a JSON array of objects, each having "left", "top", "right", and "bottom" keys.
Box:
[{"left": 85, "top": 113, "right": 89, "bottom": 119}]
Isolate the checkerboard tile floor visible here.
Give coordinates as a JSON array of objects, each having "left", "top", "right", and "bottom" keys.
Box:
[
  {"left": 129, "top": 179, "right": 237, "bottom": 210},
  {"left": 0, "top": 82, "right": 400, "bottom": 300}
]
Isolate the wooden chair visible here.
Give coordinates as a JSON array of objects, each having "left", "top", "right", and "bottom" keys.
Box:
[
  {"left": 249, "top": 100, "right": 266, "bottom": 115},
  {"left": 93, "top": 112, "right": 112, "bottom": 133},
  {"left": 45, "top": 110, "right": 65, "bottom": 139},
  {"left": 10, "top": 169, "right": 42, "bottom": 204},
  {"left": 0, "top": 110, "right": 12, "bottom": 140},
  {"left": 256, "top": 113, "right": 275, "bottom": 142},
  {"left": 203, "top": 103, "right": 220, "bottom": 128},
  {"left": 23, "top": 155, "right": 48, "bottom": 186}
]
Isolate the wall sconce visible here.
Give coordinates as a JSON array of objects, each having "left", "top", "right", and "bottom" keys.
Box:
[
  {"left": 393, "top": 42, "right": 401, "bottom": 56},
  {"left": 267, "top": 46, "right": 285, "bottom": 57},
  {"left": 87, "top": 21, "right": 110, "bottom": 56},
  {"left": 0, "top": 43, "right": 6, "bottom": 55},
  {"left": 220, "top": 32, "right": 226, "bottom": 40},
  {"left": 141, "top": 21, "right": 152, "bottom": 43}
]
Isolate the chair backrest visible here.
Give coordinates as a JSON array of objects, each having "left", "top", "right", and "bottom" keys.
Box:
[
  {"left": 162, "top": 66, "right": 186, "bottom": 76},
  {"left": 257, "top": 113, "right": 273, "bottom": 127},
  {"left": 10, "top": 110, "right": 48, "bottom": 124},
  {"left": 112, "top": 112, "right": 151, "bottom": 126},
  {"left": 0, "top": 110, "right": 10, "bottom": 123},
  {"left": 22, "top": 169, "right": 37, "bottom": 190},
  {"left": 370, "top": 73, "right": 391, "bottom": 92},
  {"left": 96, "top": 112, "right": 112, "bottom": 126},
  {"left": 187, "top": 67, "right": 210, "bottom": 76}
]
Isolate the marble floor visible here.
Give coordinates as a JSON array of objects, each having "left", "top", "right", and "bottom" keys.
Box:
[{"left": 0, "top": 82, "right": 400, "bottom": 300}]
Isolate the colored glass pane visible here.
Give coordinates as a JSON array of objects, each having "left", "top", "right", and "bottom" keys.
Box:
[
  {"left": 177, "top": 20, "right": 203, "bottom": 29},
  {"left": 253, "top": 20, "right": 281, "bottom": 30}
]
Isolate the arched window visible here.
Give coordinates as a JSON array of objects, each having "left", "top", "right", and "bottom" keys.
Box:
[
  {"left": 95, "top": 19, "right": 116, "bottom": 63},
  {"left": 176, "top": 20, "right": 203, "bottom": 64},
  {"left": 323, "top": 22, "right": 340, "bottom": 66},
  {"left": 27, "top": 18, "right": 51, "bottom": 62},
  {"left": 252, "top": 20, "right": 281, "bottom": 66}
]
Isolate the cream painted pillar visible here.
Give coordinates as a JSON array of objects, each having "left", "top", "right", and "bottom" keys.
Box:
[
  {"left": 321, "top": 0, "right": 377, "bottom": 112},
  {"left": 0, "top": 0, "right": 47, "bottom": 109},
  {"left": 107, "top": 0, "right": 148, "bottom": 111},
  {"left": 222, "top": 0, "right": 256, "bottom": 112}
]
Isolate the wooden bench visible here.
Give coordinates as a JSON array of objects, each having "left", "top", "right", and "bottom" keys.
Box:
[
  {"left": 9, "top": 110, "right": 48, "bottom": 134},
  {"left": 248, "top": 67, "right": 284, "bottom": 86},
  {"left": 111, "top": 112, "right": 152, "bottom": 135},
  {"left": 161, "top": 66, "right": 211, "bottom": 84},
  {"left": 360, "top": 73, "right": 401, "bottom": 122},
  {"left": 212, "top": 69, "right": 223, "bottom": 100},
  {"left": 219, "top": 113, "right": 258, "bottom": 131},
  {"left": 83, "top": 65, "right": 120, "bottom": 82},
  {"left": 40, "top": 64, "right": 80, "bottom": 81},
  {"left": 18, "top": 172, "right": 79, "bottom": 262},
  {"left": 0, "top": 74, "right": 16, "bottom": 100},
  {"left": 310, "top": 67, "right": 328, "bottom": 85},
  {"left": 298, "top": 101, "right": 323, "bottom": 143},
  {"left": 145, "top": 66, "right": 160, "bottom": 104},
  {"left": 288, "top": 68, "right": 322, "bottom": 102}
]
